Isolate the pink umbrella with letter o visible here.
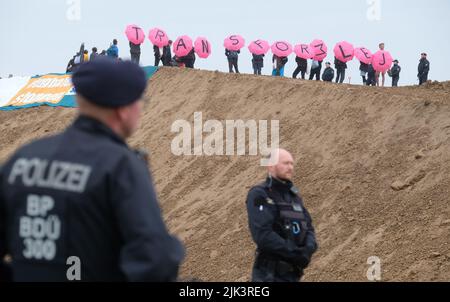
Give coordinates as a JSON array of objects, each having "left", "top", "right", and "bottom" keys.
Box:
[
  {"left": 294, "top": 44, "right": 314, "bottom": 59},
  {"left": 310, "top": 39, "right": 328, "bottom": 61},
  {"left": 173, "top": 35, "right": 193, "bottom": 57},
  {"left": 271, "top": 41, "right": 293, "bottom": 57},
  {"left": 224, "top": 35, "right": 245, "bottom": 51},
  {"left": 372, "top": 50, "right": 393, "bottom": 72},
  {"left": 334, "top": 41, "right": 354, "bottom": 63},
  {"left": 125, "top": 24, "right": 145, "bottom": 45},
  {"left": 148, "top": 28, "right": 169, "bottom": 47},
  {"left": 248, "top": 39, "right": 270, "bottom": 55},
  {"left": 354, "top": 47, "right": 373, "bottom": 64},
  {"left": 194, "top": 37, "right": 211, "bottom": 59}
]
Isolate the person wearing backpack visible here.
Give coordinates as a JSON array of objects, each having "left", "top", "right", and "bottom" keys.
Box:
[
  {"left": 309, "top": 60, "right": 322, "bottom": 81},
  {"left": 321, "top": 62, "right": 334, "bottom": 82},
  {"left": 225, "top": 49, "right": 240, "bottom": 73},
  {"left": 107, "top": 39, "right": 119, "bottom": 59}
]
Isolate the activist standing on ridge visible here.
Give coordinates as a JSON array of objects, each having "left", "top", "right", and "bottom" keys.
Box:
[
  {"left": 388, "top": 59, "right": 401, "bottom": 87},
  {"left": 225, "top": 48, "right": 240, "bottom": 73},
  {"left": 0, "top": 57, "right": 184, "bottom": 281},
  {"left": 375, "top": 42, "right": 386, "bottom": 87},
  {"left": 246, "top": 149, "right": 318, "bottom": 282},
  {"left": 129, "top": 42, "right": 141, "bottom": 64},
  {"left": 418, "top": 53, "right": 430, "bottom": 85}
]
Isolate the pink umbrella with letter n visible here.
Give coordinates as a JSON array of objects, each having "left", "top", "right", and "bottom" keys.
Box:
[
  {"left": 224, "top": 35, "right": 245, "bottom": 51},
  {"left": 294, "top": 44, "right": 314, "bottom": 59},
  {"left": 148, "top": 27, "right": 170, "bottom": 47},
  {"left": 271, "top": 41, "right": 293, "bottom": 57},
  {"left": 334, "top": 41, "right": 355, "bottom": 63},
  {"left": 354, "top": 47, "right": 373, "bottom": 64},
  {"left": 194, "top": 37, "right": 211, "bottom": 59},
  {"left": 173, "top": 35, "right": 193, "bottom": 57},
  {"left": 310, "top": 39, "right": 328, "bottom": 61},
  {"left": 248, "top": 39, "right": 270, "bottom": 55},
  {"left": 125, "top": 24, "right": 145, "bottom": 44},
  {"left": 372, "top": 50, "right": 393, "bottom": 72}
]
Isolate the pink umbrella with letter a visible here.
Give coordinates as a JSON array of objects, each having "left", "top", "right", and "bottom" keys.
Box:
[
  {"left": 271, "top": 41, "right": 293, "bottom": 57},
  {"left": 294, "top": 44, "right": 314, "bottom": 59},
  {"left": 248, "top": 39, "right": 270, "bottom": 55},
  {"left": 334, "top": 41, "right": 354, "bottom": 63},
  {"left": 173, "top": 35, "right": 193, "bottom": 57},
  {"left": 372, "top": 50, "right": 393, "bottom": 72},
  {"left": 194, "top": 37, "right": 211, "bottom": 59},
  {"left": 125, "top": 24, "right": 145, "bottom": 45},
  {"left": 148, "top": 27, "right": 170, "bottom": 47},
  {"left": 224, "top": 35, "right": 245, "bottom": 51},
  {"left": 354, "top": 47, "right": 373, "bottom": 64},
  {"left": 310, "top": 39, "right": 328, "bottom": 61}
]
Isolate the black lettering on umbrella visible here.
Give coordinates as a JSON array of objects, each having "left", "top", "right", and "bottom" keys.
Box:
[
  {"left": 339, "top": 45, "right": 352, "bottom": 59},
  {"left": 276, "top": 42, "right": 289, "bottom": 51},
  {"left": 176, "top": 38, "right": 187, "bottom": 51},
  {"left": 155, "top": 30, "right": 165, "bottom": 42}
]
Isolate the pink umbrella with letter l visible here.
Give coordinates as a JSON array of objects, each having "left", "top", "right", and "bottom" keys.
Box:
[
  {"left": 173, "top": 35, "right": 193, "bottom": 57},
  {"left": 148, "top": 28, "right": 169, "bottom": 47},
  {"left": 125, "top": 24, "right": 145, "bottom": 45},
  {"left": 310, "top": 39, "right": 328, "bottom": 61},
  {"left": 224, "top": 35, "right": 245, "bottom": 51},
  {"left": 372, "top": 50, "right": 393, "bottom": 72},
  {"left": 333, "top": 41, "right": 354, "bottom": 63},
  {"left": 294, "top": 44, "right": 314, "bottom": 59},
  {"left": 248, "top": 39, "right": 270, "bottom": 55},
  {"left": 271, "top": 41, "right": 293, "bottom": 57},
  {"left": 194, "top": 37, "right": 211, "bottom": 59},
  {"left": 354, "top": 47, "right": 373, "bottom": 64}
]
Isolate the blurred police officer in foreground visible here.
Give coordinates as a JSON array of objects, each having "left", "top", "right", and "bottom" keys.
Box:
[
  {"left": 246, "top": 149, "right": 317, "bottom": 282},
  {"left": 0, "top": 57, "right": 184, "bottom": 281}
]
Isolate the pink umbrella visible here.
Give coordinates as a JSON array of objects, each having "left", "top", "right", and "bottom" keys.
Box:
[
  {"left": 194, "top": 37, "right": 211, "bottom": 59},
  {"left": 294, "top": 44, "right": 314, "bottom": 59},
  {"left": 125, "top": 24, "right": 145, "bottom": 45},
  {"left": 372, "top": 50, "right": 393, "bottom": 72},
  {"left": 148, "top": 28, "right": 169, "bottom": 47},
  {"left": 224, "top": 35, "right": 245, "bottom": 51},
  {"left": 333, "top": 41, "right": 354, "bottom": 63},
  {"left": 310, "top": 39, "right": 328, "bottom": 61},
  {"left": 354, "top": 47, "right": 373, "bottom": 64},
  {"left": 248, "top": 39, "right": 270, "bottom": 55},
  {"left": 173, "top": 35, "right": 193, "bottom": 57},
  {"left": 271, "top": 41, "right": 293, "bottom": 57}
]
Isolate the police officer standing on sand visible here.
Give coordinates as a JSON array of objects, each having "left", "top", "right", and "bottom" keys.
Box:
[
  {"left": 246, "top": 149, "right": 317, "bottom": 282},
  {"left": 0, "top": 57, "right": 184, "bottom": 281}
]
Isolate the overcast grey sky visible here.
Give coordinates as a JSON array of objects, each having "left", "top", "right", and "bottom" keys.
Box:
[{"left": 1, "top": 0, "right": 449, "bottom": 85}]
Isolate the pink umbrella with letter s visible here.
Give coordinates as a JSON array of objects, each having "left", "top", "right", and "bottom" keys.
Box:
[{"left": 224, "top": 35, "right": 245, "bottom": 51}]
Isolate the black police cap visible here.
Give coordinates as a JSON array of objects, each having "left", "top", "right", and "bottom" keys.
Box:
[{"left": 72, "top": 57, "right": 147, "bottom": 108}]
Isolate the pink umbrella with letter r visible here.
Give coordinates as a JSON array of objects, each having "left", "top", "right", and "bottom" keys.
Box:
[
  {"left": 354, "top": 47, "right": 373, "bottom": 64},
  {"left": 125, "top": 24, "right": 145, "bottom": 45},
  {"left": 310, "top": 39, "right": 328, "bottom": 61},
  {"left": 248, "top": 39, "right": 270, "bottom": 55},
  {"left": 224, "top": 35, "right": 245, "bottom": 51},
  {"left": 271, "top": 41, "right": 293, "bottom": 57},
  {"left": 194, "top": 37, "right": 211, "bottom": 59},
  {"left": 294, "top": 44, "right": 314, "bottom": 59},
  {"left": 372, "top": 50, "right": 393, "bottom": 72},
  {"left": 173, "top": 35, "right": 193, "bottom": 57},
  {"left": 334, "top": 41, "right": 354, "bottom": 63},
  {"left": 148, "top": 27, "right": 170, "bottom": 47}
]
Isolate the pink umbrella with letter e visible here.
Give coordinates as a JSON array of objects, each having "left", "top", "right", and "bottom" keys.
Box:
[
  {"left": 173, "top": 35, "right": 193, "bottom": 57},
  {"left": 271, "top": 41, "right": 293, "bottom": 57},
  {"left": 310, "top": 39, "right": 328, "bottom": 61},
  {"left": 334, "top": 41, "right": 354, "bottom": 63},
  {"left": 125, "top": 24, "right": 145, "bottom": 45},
  {"left": 294, "top": 44, "right": 314, "bottom": 59},
  {"left": 148, "top": 27, "right": 169, "bottom": 47},
  {"left": 248, "top": 39, "right": 270, "bottom": 55},
  {"left": 224, "top": 35, "right": 245, "bottom": 51},
  {"left": 194, "top": 37, "right": 211, "bottom": 59},
  {"left": 354, "top": 47, "right": 373, "bottom": 64},
  {"left": 372, "top": 50, "right": 393, "bottom": 72}
]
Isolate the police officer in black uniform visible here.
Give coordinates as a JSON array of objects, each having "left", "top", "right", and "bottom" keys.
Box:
[
  {"left": 0, "top": 57, "right": 184, "bottom": 281},
  {"left": 246, "top": 149, "right": 317, "bottom": 282}
]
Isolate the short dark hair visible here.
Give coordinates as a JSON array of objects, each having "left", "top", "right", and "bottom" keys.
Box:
[
  {"left": 92, "top": 47, "right": 97, "bottom": 52},
  {"left": 113, "top": 39, "right": 118, "bottom": 45},
  {"left": 84, "top": 50, "right": 88, "bottom": 54}
]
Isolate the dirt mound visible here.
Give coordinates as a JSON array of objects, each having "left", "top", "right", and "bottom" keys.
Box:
[{"left": 1, "top": 67, "right": 450, "bottom": 281}]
